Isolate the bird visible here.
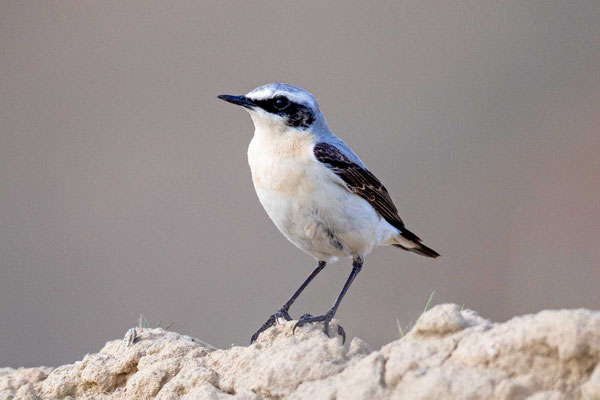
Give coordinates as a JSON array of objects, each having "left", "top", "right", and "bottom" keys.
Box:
[{"left": 217, "top": 83, "right": 439, "bottom": 344}]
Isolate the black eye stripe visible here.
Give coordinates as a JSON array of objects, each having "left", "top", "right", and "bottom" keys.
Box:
[{"left": 252, "top": 97, "right": 315, "bottom": 129}]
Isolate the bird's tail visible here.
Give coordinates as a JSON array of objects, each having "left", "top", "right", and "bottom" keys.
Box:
[{"left": 391, "top": 229, "right": 440, "bottom": 258}]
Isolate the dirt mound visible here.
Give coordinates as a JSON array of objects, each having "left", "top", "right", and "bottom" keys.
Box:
[{"left": 2, "top": 304, "right": 599, "bottom": 399}]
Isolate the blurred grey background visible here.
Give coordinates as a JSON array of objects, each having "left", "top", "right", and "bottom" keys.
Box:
[{"left": 1, "top": 1, "right": 599, "bottom": 367}]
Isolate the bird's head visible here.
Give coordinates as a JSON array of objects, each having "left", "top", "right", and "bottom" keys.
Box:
[{"left": 218, "top": 83, "right": 326, "bottom": 134}]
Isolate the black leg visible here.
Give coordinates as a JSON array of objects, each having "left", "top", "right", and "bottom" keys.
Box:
[
  {"left": 294, "top": 255, "right": 363, "bottom": 343},
  {"left": 250, "top": 261, "right": 326, "bottom": 343}
]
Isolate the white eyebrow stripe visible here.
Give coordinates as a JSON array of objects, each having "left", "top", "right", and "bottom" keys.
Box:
[{"left": 246, "top": 88, "right": 272, "bottom": 100}]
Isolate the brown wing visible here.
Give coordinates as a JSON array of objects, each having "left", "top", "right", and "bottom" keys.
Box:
[{"left": 314, "top": 142, "right": 412, "bottom": 235}]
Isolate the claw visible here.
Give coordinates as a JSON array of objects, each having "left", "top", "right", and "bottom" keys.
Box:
[
  {"left": 293, "top": 313, "right": 313, "bottom": 334},
  {"left": 250, "top": 308, "right": 293, "bottom": 344},
  {"left": 292, "top": 312, "right": 346, "bottom": 343},
  {"left": 337, "top": 325, "right": 346, "bottom": 344}
]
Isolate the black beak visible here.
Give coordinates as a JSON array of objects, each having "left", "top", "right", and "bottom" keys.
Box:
[{"left": 217, "top": 94, "right": 256, "bottom": 109}]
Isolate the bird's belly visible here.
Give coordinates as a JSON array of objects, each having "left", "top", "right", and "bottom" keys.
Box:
[
  {"left": 253, "top": 170, "right": 395, "bottom": 261},
  {"left": 248, "top": 135, "right": 396, "bottom": 260}
]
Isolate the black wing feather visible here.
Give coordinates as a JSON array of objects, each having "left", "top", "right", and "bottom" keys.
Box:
[
  {"left": 313, "top": 142, "right": 419, "bottom": 239},
  {"left": 314, "top": 142, "right": 439, "bottom": 258}
]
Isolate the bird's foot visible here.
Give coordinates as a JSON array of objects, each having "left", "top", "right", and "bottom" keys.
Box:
[
  {"left": 293, "top": 312, "right": 346, "bottom": 343},
  {"left": 250, "top": 308, "right": 293, "bottom": 344}
]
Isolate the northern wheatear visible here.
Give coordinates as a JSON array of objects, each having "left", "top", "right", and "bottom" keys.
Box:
[{"left": 218, "top": 84, "right": 439, "bottom": 343}]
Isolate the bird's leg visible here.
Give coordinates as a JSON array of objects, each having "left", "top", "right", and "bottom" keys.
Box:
[
  {"left": 294, "top": 255, "right": 363, "bottom": 344},
  {"left": 250, "top": 261, "right": 326, "bottom": 343},
  {"left": 280, "top": 260, "right": 327, "bottom": 315}
]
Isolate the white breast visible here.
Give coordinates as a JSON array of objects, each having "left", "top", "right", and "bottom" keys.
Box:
[
  {"left": 247, "top": 126, "right": 397, "bottom": 261},
  {"left": 248, "top": 127, "right": 316, "bottom": 196}
]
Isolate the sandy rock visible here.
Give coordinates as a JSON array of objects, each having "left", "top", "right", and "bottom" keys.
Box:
[
  {"left": 1, "top": 304, "right": 598, "bottom": 399},
  {"left": 39, "top": 328, "right": 215, "bottom": 400},
  {"left": 346, "top": 336, "right": 373, "bottom": 358},
  {"left": 526, "top": 391, "right": 570, "bottom": 400},
  {"left": 408, "top": 303, "right": 491, "bottom": 339},
  {"left": 204, "top": 321, "right": 348, "bottom": 398},
  {"left": 14, "top": 383, "right": 38, "bottom": 400},
  {"left": 582, "top": 362, "right": 600, "bottom": 400},
  {"left": 0, "top": 367, "right": 51, "bottom": 400},
  {"left": 0, "top": 367, "right": 51, "bottom": 391}
]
